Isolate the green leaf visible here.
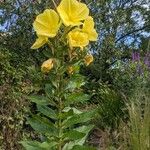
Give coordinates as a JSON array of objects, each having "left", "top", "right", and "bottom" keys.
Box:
[
  {"left": 72, "top": 145, "right": 96, "bottom": 150},
  {"left": 66, "top": 74, "right": 85, "bottom": 91},
  {"left": 62, "top": 125, "right": 94, "bottom": 150},
  {"left": 74, "top": 125, "right": 94, "bottom": 145},
  {"left": 27, "top": 115, "right": 57, "bottom": 136},
  {"left": 63, "top": 130, "right": 85, "bottom": 140},
  {"left": 63, "top": 107, "right": 82, "bottom": 114},
  {"left": 20, "top": 141, "right": 57, "bottom": 150},
  {"left": 45, "top": 84, "right": 54, "bottom": 97},
  {"left": 65, "top": 93, "right": 90, "bottom": 105},
  {"left": 60, "top": 109, "right": 74, "bottom": 119},
  {"left": 27, "top": 95, "right": 49, "bottom": 105},
  {"left": 37, "top": 105, "right": 57, "bottom": 120},
  {"left": 63, "top": 109, "right": 96, "bottom": 128}
]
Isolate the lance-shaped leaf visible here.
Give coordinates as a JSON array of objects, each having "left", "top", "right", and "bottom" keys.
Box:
[
  {"left": 72, "top": 145, "right": 96, "bottom": 150},
  {"left": 28, "top": 95, "right": 55, "bottom": 106},
  {"left": 45, "top": 84, "right": 54, "bottom": 97},
  {"left": 20, "top": 141, "right": 57, "bottom": 150},
  {"left": 63, "top": 109, "right": 96, "bottom": 128},
  {"left": 65, "top": 93, "right": 90, "bottom": 105},
  {"left": 63, "top": 130, "right": 86, "bottom": 141},
  {"left": 27, "top": 115, "right": 57, "bottom": 136},
  {"left": 63, "top": 125, "right": 94, "bottom": 150},
  {"left": 37, "top": 105, "right": 58, "bottom": 120},
  {"left": 27, "top": 95, "right": 49, "bottom": 105}
]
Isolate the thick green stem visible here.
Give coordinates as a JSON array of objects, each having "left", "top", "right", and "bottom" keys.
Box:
[
  {"left": 57, "top": 72, "right": 64, "bottom": 150},
  {"left": 56, "top": 44, "right": 65, "bottom": 150},
  {"left": 58, "top": 97, "right": 63, "bottom": 150}
]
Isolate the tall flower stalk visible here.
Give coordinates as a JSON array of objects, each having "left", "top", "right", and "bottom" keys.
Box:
[{"left": 21, "top": 0, "right": 98, "bottom": 149}]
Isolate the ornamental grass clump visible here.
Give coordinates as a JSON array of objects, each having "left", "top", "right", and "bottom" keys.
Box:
[{"left": 21, "top": 0, "right": 98, "bottom": 149}]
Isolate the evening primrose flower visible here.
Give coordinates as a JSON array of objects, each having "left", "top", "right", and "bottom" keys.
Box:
[
  {"left": 41, "top": 58, "right": 54, "bottom": 73},
  {"left": 31, "top": 9, "right": 60, "bottom": 49},
  {"left": 68, "top": 29, "right": 89, "bottom": 49},
  {"left": 57, "top": 0, "right": 89, "bottom": 26},
  {"left": 84, "top": 54, "right": 94, "bottom": 66},
  {"left": 33, "top": 9, "right": 60, "bottom": 37},
  {"left": 82, "top": 16, "right": 98, "bottom": 41}
]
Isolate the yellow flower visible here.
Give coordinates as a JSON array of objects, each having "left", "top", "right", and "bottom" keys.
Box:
[
  {"left": 82, "top": 16, "right": 98, "bottom": 41},
  {"left": 84, "top": 54, "right": 94, "bottom": 66},
  {"left": 68, "top": 29, "right": 89, "bottom": 48},
  {"left": 57, "top": 0, "right": 89, "bottom": 26},
  {"left": 31, "top": 36, "right": 48, "bottom": 49},
  {"left": 67, "top": 66, "right": 74, "bottom": 74},
  {"left": 41, "top": 58, "right": 54, "bottom": 73},
  {"left": 33, "top": 9, "right": 60, "bottom": 38}
]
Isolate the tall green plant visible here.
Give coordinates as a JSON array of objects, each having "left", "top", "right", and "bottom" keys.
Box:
[
  {"left": 21, "top": 0, "right": 98, "bottom": 149},
  {"left": 127, "top": 90, "right": 150, "bottom": 150}
]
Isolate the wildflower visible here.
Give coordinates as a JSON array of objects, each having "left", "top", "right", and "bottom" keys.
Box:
[
  {"left": 84, "top": 54, "right": 93, "bottom": 66},
  {"left": 132, "top": 52, "right": 140, "bottom": 62},
  {"left": 41, "top": 58, "right": 54, "bottom": 73},
  {"left": 82, "top": 16, "right": 98, "bottom": 41},
  {"left": 57, "top": 0, "right": 89, "bottom": 26},
  {"left": 33, "top": 9, "right": 60, "bottom": 37},
  {"left": 31, "top": 9, "right": 60, "bottom": 49},
  {"left": 68, "top": 29, "right": 89, "bottom": 49}
]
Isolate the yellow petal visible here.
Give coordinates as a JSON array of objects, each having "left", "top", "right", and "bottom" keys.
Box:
[
  {"left": 33, "top": 9, "right": 60, "bottom": 37},
  {"left": 68, "top": 29, "right": 89, "bottom": 48},
  {"left": 31, "top": 36, "right": 48, "bottom": 49},
  {"left": 41, "top": 58, "right": 54, "bottom": 73},
  {"left": 57, "top": 0, "right": 89, "bottom": 26},
  {"left": 82, "top": 16, "right": 98, "bottom": 41},
  {"left": 84, "top": 54, "right": 94, "bottom": 66}
]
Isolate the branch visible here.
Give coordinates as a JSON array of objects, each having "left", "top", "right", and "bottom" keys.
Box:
[{"left": 115, "top": 25, "right": 149, "bottom": 43}]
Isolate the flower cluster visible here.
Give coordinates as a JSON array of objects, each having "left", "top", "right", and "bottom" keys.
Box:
[
  {"left": 31, "top": 0, "right": 98, "bottom": 73},
  {"left": 132, "top": 51, "right": 150, "bottom": 75}
]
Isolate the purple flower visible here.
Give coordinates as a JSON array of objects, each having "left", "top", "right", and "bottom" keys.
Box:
[
  {"left": 132, "top": 52, "right": 140, "bottom": 62},
  {"left": 144, "top": 52, "right": 150, "bottom": 68}
]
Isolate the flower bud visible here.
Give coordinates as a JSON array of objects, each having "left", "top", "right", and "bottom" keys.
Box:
[
  {"left": 41, "top": 58, "right": 54, "bottom": 73},
  {"left": 84, "top": 54, "right": 93, "bottom": 66},
  {"left": 67, "top": 66, "right": 74, "bottom": 74}
]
